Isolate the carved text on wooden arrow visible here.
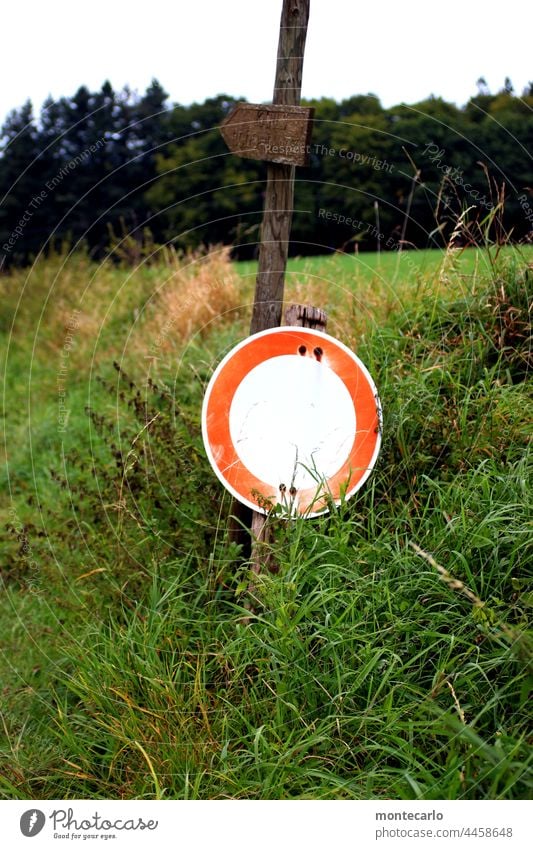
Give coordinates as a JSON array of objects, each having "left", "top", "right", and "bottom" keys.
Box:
[{"left": 220, "top": 103, "right": 314, "bottom": 167}]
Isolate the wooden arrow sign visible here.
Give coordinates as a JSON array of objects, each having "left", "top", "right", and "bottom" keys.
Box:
[{"left": 220, "top": 103, "right": 314, "bottom": 167}]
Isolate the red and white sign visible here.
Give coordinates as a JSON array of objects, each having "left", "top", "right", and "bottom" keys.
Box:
[{"left": 201, "top": 326, "right": 382, "bottom": 517}]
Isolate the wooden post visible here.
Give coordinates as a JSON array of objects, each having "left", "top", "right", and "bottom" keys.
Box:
[
  {"left": 230, "top": 1, "right": 312, "bottom": 567},
  {"left": 250, "top": 0, "right": 311, "bottom": 333},
  {"left": 248, "top": 301, "right": 327, "bottom": 578},
  {"left": 245, "top": 0, "right": 311, "bottom": 576}
]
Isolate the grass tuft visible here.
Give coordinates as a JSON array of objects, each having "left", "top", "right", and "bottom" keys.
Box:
[{"left": 1, "top": 245, "right": 531, "bottom": 799}]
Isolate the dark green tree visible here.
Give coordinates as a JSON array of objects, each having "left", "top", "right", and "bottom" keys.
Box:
[
  {"left": 2, "top": 84, "right": 532, "bottom": 267},
  {"left": 0, "top": 101, "right": 53, "bottom": 264}
]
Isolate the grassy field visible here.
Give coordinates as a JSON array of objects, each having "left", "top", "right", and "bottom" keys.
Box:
[{"left": 0, "top": 243, "right": 532, "bottom": 799}]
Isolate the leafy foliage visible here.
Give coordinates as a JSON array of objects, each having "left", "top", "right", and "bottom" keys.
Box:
[{"left": 1, "top": 83, "right": 532, "bottom": 268}]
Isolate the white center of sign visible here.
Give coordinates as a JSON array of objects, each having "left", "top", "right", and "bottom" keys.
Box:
[{"left": 229, "top": 354, "right": 356, "bottom": 491}]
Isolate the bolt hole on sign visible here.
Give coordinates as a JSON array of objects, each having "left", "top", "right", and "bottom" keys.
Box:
[{"left": 201, "top": 327, "right": 382, "bottom": 518}]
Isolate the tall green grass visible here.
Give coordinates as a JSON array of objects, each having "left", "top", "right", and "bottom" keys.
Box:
[{"left": 1, "top": 245, "right": 531, "bottom": 799}]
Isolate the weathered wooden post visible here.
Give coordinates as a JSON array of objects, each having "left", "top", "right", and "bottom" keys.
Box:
[
  {"left": 221, "top": 0, "right": 312, "bottom": 333},
  {"left": 245, "top": 303, "right": 327, "bottom": 584},
  {"left": 250, "top": 0, "right": 311, "bottom": 564},
  {"left": 220, "top": 0, "right": 315, "bottom": 568},
  {"left": 207, "top": 1, "right": 381, "bottom": 615}
]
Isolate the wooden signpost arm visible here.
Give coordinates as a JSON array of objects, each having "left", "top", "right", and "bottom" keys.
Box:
[{"left": 250, "top": 0, "right": 311, "bottom": 334}]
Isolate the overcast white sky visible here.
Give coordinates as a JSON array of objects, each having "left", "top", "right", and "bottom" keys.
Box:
[{"left": 1, "top": 0, "right": 531, "bottom": 125}]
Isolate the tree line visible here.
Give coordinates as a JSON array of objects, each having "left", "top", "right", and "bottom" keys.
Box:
[{"left": 1, "top": 77, "right": 532, "bottom": 267}]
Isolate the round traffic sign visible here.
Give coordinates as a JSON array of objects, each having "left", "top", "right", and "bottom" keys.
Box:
[{"left": 201, "top": 326, "right": 381, "bottom": 517}]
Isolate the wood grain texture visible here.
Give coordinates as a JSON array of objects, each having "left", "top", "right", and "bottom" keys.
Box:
[
  {"left": 284, "top": 303, "right": 327, "bottom": 330},
  {"left": 250, "top": 163, "right": 295, "bottom": 334},
  {"left": 230, "top": 2, "right": 313, "bottom": 577},
  {"left": 250, "top": 0, "right": 311, "bottom": 334},
  {"left": 248, "top": 302, "right": 327, "bottom": 577},
  {"left": 220, "top": 103, "right": 313, "bottom": 167}
]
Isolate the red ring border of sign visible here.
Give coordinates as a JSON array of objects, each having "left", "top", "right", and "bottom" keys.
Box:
[{"left": 201, "top": 326, "right": 382, "bottom": 517}]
